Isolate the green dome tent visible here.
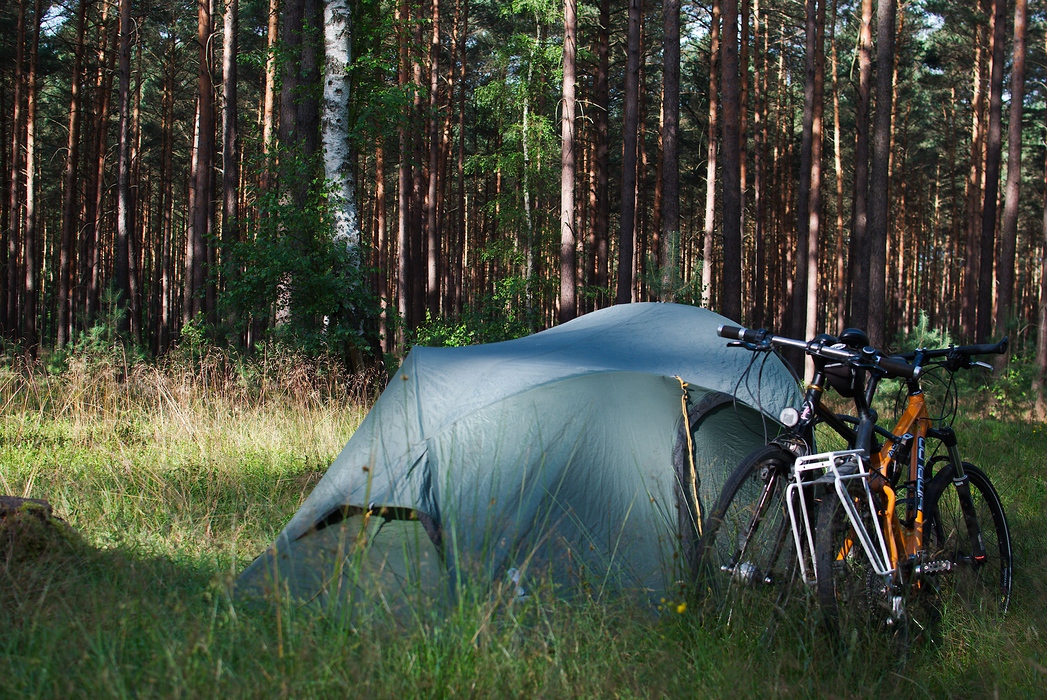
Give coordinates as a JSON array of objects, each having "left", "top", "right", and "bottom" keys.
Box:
[{"left": 236, "top": 303, "right": 800, "bottom": 614}]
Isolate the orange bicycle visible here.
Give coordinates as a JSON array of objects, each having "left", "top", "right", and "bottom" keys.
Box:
[
  {"left": 814, "top": 332, "right": 1012, "bottom": 645},
  {"left": 700, "top": 325, "right": 1012, "bottom": 647}
]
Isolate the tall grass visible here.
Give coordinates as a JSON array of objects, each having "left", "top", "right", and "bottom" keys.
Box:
[{"left": 1, "top": 349, "right": 1045, "bottom": 698}]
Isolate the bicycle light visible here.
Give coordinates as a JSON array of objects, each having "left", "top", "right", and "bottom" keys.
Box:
[{"left": 780, "top": 407, "right": 800, "bottom": 427}]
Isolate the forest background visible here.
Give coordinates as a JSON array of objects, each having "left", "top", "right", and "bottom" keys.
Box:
[{"left": 1, "top": 0, "right": 1045, "bottom": 379}]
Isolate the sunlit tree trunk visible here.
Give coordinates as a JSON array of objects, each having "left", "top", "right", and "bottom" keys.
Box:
[
  {"left": 425, "top": 0, "right": 441, "bottom": 313},
  {"left": 976, "top": 0, "right": 1006, "bottom": 343},
  {"left": 794, "top": 0, "right": 821, "bottom": 343},
  {"left": 5, "top": 0, "right": 26, "bottom": 337},
  {"left": 454, "top": 0, "right": 468, "bottom": 316},
  {"left": 396, "top": 0, "right": 410, "bottom": 341},
  {"left": 323, "top": 0, "right": 360, "bottom": 257},
  {"left": 558, "top": 0, "right": 577, "bottom": 322},
  {"left": 260, "top": 0, "right": 278, "bottom": 194},
  {"left": 720, "top": 0, "right": 741, "bottom": 321},
  {"left": 23, "top": 0, "right": 42, "bottom": 348},
  {"left": 804, "top": 0, "right": 825, "bottom": 355},
  {"left": 223, "top": 0, "right": 241, "bottom": 249},
  {"left": 830, "top": 0, "right": 846, "bottom": 331},
  {"left": 701, "top": 0, "right": 720, "bottom": 308}
]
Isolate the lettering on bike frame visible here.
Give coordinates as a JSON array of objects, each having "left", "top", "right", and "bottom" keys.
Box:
[{"left": 915, "top": 436, "right": 926, "bottom": 525}]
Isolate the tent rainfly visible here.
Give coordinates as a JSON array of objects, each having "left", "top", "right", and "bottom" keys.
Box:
[{"left": 236, "top": 303, "right": 800, "bottom": 613}]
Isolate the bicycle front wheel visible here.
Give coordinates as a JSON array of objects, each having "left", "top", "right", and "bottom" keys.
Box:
[
  {"left": 815, "top": 484, "right": 906, "bottom": 650},
  {"left": 694, "top": 445, "right": 802, "bottom": 626},
  {"left": 924, "top": 461, "right": 1012, "bottom": 621}
]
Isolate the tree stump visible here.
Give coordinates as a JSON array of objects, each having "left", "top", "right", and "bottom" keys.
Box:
[{"left": 0, "top": 496, "right": 54, "bottom": 521}]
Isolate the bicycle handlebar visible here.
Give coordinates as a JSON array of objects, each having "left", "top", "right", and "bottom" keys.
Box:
[
  {"left": 898, "top": 336, "right": 1008, "bottom": 363},
  {"left": 717, "top": 324, "right": 921, "bottom": 380}
]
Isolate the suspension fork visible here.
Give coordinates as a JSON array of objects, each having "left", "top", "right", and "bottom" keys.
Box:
[
  {"left": 929, "top": 426, "right": 988, "bottom": 564},
  {"left": 723, "top": 468, "right": 782, "bottom": 577}
]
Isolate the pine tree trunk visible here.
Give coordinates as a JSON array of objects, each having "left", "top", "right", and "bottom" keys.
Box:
[
  {"left": 804, "top": 0, "right": 825, "bottom": 351},
  {"left": 410, "top": 14, "right": 426, "bottom": 324},
  {"left": 260, "top": 0, "right": 278, "bottom": 193},
  {"left": 660, "top": 0, "right": 680, "bottom": 300},
  {"left": 453, "top": 0, "right": 467, "bottom": 317},
  {"left": 720, "top": 0, "right": 742, "bottom": 322},
  {"left": 558, "top": 0, "right": 577, "bottom": 323},
  {"left": 995, "top": 0, "right": 1027, "bottom": 361},
  {"left": 794, "top": 0, "right": 817, "bottom": 341},
  {"left": 114, "top": 0, "right": 134, "bottom": 335},
  {"left": 866, "top": 0, "right": 895, "bottom": 347},
  {"left": 5, "top": 0, "right": 26, "bottom": 337},
  {"left": 753, "top": 0, "right": 767, "bottom": 326},
  {"left": 425, "top": 0, "right": 441, "bottom": 314},
  {"left": 157, "top": 36, "right": 175, "bottom": 352},
  {"left": 701, "top": 0, "right": 720, "bottom": 309},
  {"left": 830, "top": 0, "right": 845, "bottom": 331},
  {"left": 223, "top": 0, "right": 240, "bottom": 248},
  {"left": 846, "top": 0, "right": 872, "bottom": 331},
  {"left": 23, "top": 0, "right": 42, "bottom": 348},
  {"left": 594, "top": 0, "right": 610, "bottom": 303},
  {"left": 81, "top": 0, "right": 113, "bottom": 329},
  {"left": 187, "top": 0, "right": 213, "bottom": 322},
  {"left": 615, "top": 0, "right": 641, "bottom": 305},
  {"left": 1034, "top": 133, "right": 1047, "bottom": 418},
  {"left": 57, "top": 0, "right": 90, "bottom": 347}
]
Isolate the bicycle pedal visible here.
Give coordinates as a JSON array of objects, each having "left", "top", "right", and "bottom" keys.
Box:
[{"left": 914, "top": 560, "right": 953, "bottom": 574}]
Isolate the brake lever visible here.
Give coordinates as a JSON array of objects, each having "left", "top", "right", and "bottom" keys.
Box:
[
  {"left": 971, "top": 360, "right": 993, "bottom": 371},
  {"left": 727, "top": 340, "right": 771, "bottom": 352}
]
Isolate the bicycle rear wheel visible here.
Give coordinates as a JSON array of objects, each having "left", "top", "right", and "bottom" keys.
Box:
[
  {"left": 924, "top": 461, "right": 1012, "bottom": 622},
  {"left": 694, "top": 445, "right": 803, "bottom": 627}
]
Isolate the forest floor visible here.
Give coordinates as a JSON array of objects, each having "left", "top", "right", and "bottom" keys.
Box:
[{"left": 0, "top": 350, "right": 1045, "bottom": 698}]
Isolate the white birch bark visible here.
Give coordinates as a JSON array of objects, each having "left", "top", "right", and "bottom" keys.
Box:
[{"left": 322, "top": 0, "right": 360, "bottom": 258}]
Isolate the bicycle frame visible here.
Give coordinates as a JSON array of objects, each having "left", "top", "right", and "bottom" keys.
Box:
[
  {"left": 872, "top": 385, "right": 988, "bottom": 580},
  {"left": 782, "top": 364, "right": 988, "bottom": 600}
]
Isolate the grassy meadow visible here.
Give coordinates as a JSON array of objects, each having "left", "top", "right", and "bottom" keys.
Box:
[{"left": 1, "top": 347, "right": 1046, "bottom": 698}]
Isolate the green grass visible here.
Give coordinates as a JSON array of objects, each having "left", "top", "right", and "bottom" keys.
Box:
[{"left": 1, "top": 353, "right": 1046, "bottom": 698}]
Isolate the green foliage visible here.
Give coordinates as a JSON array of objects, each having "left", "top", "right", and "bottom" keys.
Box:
[
  {"left": 412, "top": 282, "right": 538, "bottom": 348},
  {"left": 894, "top": 310, "right": 954, "bottom": 353},
  {"left": 223, "top": 151, "right": 379, "bottom": 360},
  {"left": 640, "top": 233, "right": 706, "bottom": 304}
]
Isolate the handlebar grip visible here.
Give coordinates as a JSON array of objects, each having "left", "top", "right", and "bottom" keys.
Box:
[
  {"left": 963, "top": 336, "right": 1008, "bottom": 356},
  {"left": 876, "top": 354, "right": 919, "bottom": 379},
  {"left": 717, "top": 325, "right": 764, "bottom": 343}
]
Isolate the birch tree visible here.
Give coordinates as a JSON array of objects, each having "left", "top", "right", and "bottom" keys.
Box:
[{"left": 323, "top": 0, "right": 360, "bottom": 258}]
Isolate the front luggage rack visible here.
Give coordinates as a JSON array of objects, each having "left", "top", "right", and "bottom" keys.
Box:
[{"left": 785, "top": 449, "right": 895, "bottom": 585}]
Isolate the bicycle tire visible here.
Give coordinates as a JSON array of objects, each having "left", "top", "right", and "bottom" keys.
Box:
[
  {"left": 923, "top": 461, "right": 1012, "bottom": 621},
  {"left": 815, "top": 481, "right": 907, "bottom": 650},
  {"left": 693, "top": 444, "right": 803, "bottom": 626}
]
